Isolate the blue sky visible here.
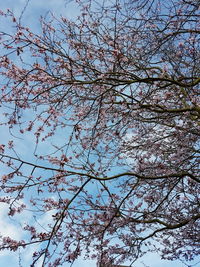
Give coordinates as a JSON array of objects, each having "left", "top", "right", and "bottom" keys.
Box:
[{"left": 0, "top": 1, "right": 198, "bottom": 267}]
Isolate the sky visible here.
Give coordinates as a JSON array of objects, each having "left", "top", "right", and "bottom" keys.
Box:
[{"left": 0, "top": 0, "right": 199, "bottom": 267}]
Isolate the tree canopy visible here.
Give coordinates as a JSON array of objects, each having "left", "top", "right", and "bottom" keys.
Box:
[{"left": 0, "top": 0, "right": 199, "bottom": 266}]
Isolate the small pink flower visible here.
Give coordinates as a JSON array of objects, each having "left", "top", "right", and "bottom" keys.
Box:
[{"left": 0, "top": 144, "right": 5, "bottom": 153}]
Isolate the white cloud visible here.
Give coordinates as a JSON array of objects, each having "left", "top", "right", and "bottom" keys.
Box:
[
  {"left": 0, "top": 203, "right": 24, "bottom": 240},
  {"left": 0, "top": 203, "right": 24, "bottom": 260}
]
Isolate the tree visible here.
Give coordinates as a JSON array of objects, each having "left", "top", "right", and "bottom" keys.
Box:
[{"left": 0, "top": 0, "right": 199, "bottom": 266}]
